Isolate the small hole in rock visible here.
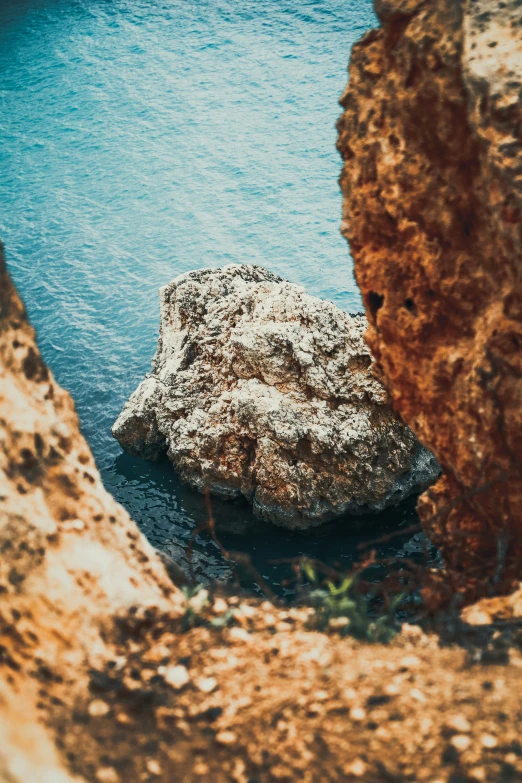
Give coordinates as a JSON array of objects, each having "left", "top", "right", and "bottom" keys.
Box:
[{"left": 367, "top": 291, "right": 384, "bottom": 320}]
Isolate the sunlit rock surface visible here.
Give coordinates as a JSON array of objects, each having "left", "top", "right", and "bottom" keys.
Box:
[
  {"left": 113, "top": 265, "right": 438, "bottom": 529},
  {"left": 0, "top": 245, "right": 187, "bottom": 781},
  {"left": 337, "top": 0, "right": 522, "bottom": 586}
]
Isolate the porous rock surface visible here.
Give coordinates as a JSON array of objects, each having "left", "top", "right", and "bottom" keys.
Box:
[
  {"left": 112, "top": 265, "right": 438, "bottom": 529},
  {"left": 0, "top": 244, "right": 186, "bottom": 781},
  {"left": 337, "top": 0, "right": 522, "bottom": 585}
]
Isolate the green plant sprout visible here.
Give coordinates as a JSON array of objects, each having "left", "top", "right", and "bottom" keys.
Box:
[{"left": 301, "top": 560, "right": 403, "bottom": 643}]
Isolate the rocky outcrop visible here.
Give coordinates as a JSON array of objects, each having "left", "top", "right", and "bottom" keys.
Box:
[
  {"left": 0, "top": 244, "right": 186, "bottom": 781},
  {"left": 112, "top": 265, "right": 438, "bottom": 529},
  {"left": 3, "top": 240, "right": 522, "bottom": 783},
  {"left": 337, "top": 0, "right": 522, "bottom": 587}
]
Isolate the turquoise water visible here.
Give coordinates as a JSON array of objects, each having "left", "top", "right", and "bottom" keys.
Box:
[{"left": 0, "top": 0, "right": 425, "bottom": 590}]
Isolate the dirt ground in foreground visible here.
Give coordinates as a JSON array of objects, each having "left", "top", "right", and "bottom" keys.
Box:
[{"left": 25, "top": 593, "right": 522, "bottom": 783}]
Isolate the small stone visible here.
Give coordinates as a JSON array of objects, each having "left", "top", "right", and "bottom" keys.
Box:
[
  {"left": 145, "top": 644, "right": 171, "bottom": 663},
  {"left": 213, "top": 598, "right": 228, "bottom": 614},
  {"left": 450, "top": 734, "right": 471, "bottom": 752},
  {"left": 481, "top": 734, "right": 497, "bottom": 748},
  {"left": 232, "top": 759, "right": 247, "bottom": 782},
  {"left": 329, "top": 616, "right": 350, "bottom": 629},
  {"left": 270, "top": 765, "right": 293, "bottom": 780},
  {"left": 401, "top": 624, "right": 423, "bottom": 638},
  {"left": 88, "top": 699, "right": 110, "bottom": 717},
  {"left": 313, "top": 690, "right": 329, "bottom": 701},
  {"left": 375, "top": 726, "right": 391, "bottom": 740},
  {"left": 116, "top": 712, "right": 131, "bottom": 725},
  {"left": 238, "top": 603, "right": 257, "bottom": 618},
  {"left": 193, "top": 762, "right": 209, "bottom": 776},
  {"left": 216, "top": 730, "right": 237, "bottom": 745},
  {"left": 163, "top": 664, "right": 190, "bottom": 689},
  {"left": 196, "top": 676, "right": 218, "bottom": 693},
  {"left": 146, "top": 760, "right": 162, "bottom": 776},
  {"left": 445, "top": 715, "right": 471, "bottom": 734},
  {"left": 420, "top": 717, "right": 433, "bottom": 735},
  {"left": 462, "top": 607, "right": 492, "bottom": 626},
  {"left": 122, "top": 676, "right": 143, "bottom": 692},
  {"left": 188, "top": 589, "right": 209, "bottom": 612},
  {"left": 96, "top": 768, "right": 119, "bottom": 783},
  {"left": 469, "top": 768, "right": 486, "bottom": 782},
  {"left": 344, "top": 758, "right": 366, "bottom": 777},
  {"left": 176, "top": 719, "right": 191, "bottom": 737},
  {"left": 209, "top": 647, "right": 229, "bottom": 660},
  {"left": 409, "top": 688, "right": 426, "bottom": 703},
  {"left": 270, "top": 764, "right": 292, "bottom": 781},
  {"left": 400, "top": 655, "right": 421, "bottom": 670},
  {"left": 384, "top": 683, "right": 400, "bottom": 697},
  {"left": 349, "top": 706, "right": 366, "bottom": 722},
  {"left": 228, "top": 627, "right": 252, "bottom": 644}
]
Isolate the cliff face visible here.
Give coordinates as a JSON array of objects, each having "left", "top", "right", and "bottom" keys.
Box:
[
  {"left": 0, "top": 245, "right": 184, "bottom": 781},
  {"left": 337, "top": 0, "right": 522, "bottom": 587}
]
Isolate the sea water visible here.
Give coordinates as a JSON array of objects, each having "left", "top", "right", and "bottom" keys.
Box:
[{"left": 0, "top": 0, "right": 426, "bottom": 592}]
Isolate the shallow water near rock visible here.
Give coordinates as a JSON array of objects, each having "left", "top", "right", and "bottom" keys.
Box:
[{"left": 0, "top": 0, "right": 430, "bottom": 592}]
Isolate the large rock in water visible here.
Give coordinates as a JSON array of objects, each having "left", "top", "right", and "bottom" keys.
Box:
[
  {"left": 112, "top": 265, "right": 438, "bottom": 529},
  {"left": 337, "top": 0, "right": 522, "bottom": 585}
]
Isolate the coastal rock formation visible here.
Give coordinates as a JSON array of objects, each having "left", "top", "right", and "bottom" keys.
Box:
[
  {"left": 112, "top": 265, "right": 438, "bottom": 529},
  {"left": 3, "top": 248, "right": 522, "bottom": 782},
  {"left": 0, "top": 245, "right": 186, "bottom": 781},
  {"left": 337, "top": 0, "right": 522, "bottom": 586}
]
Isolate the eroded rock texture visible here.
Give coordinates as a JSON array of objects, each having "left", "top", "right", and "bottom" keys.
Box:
[
  {"left": 337, "top": 0, "right": 522, "bottom": 584},
  {"left": 113, "top": 265, "right": 438, "bottom": 529},
  {"left": 0, "top": 244, "right": 183, "bottom": 781}
]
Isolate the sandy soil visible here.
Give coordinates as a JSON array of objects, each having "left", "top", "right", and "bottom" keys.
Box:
[{"left": 33, "top": 591, "right": 522, "bottom": 783}]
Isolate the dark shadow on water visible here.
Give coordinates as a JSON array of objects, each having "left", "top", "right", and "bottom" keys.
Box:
[{"left": 109, "top": 452, "right": 436, "bottom": 597}]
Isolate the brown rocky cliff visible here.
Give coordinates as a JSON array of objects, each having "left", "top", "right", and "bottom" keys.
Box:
[{"left": 337, "top": 0, "right": 522, "bottom": 589}]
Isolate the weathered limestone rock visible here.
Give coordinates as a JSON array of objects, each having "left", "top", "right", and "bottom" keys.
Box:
[
  {"left": 337, "top": 0, "right": 522, "bottom": 584},
  {"left": 113, "top": 265, "right": 438, "bottom": 529}
]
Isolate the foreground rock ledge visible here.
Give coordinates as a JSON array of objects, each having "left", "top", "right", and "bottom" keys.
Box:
[{"left": 112, "top": 265, "right": 438, "bottom": 529}]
